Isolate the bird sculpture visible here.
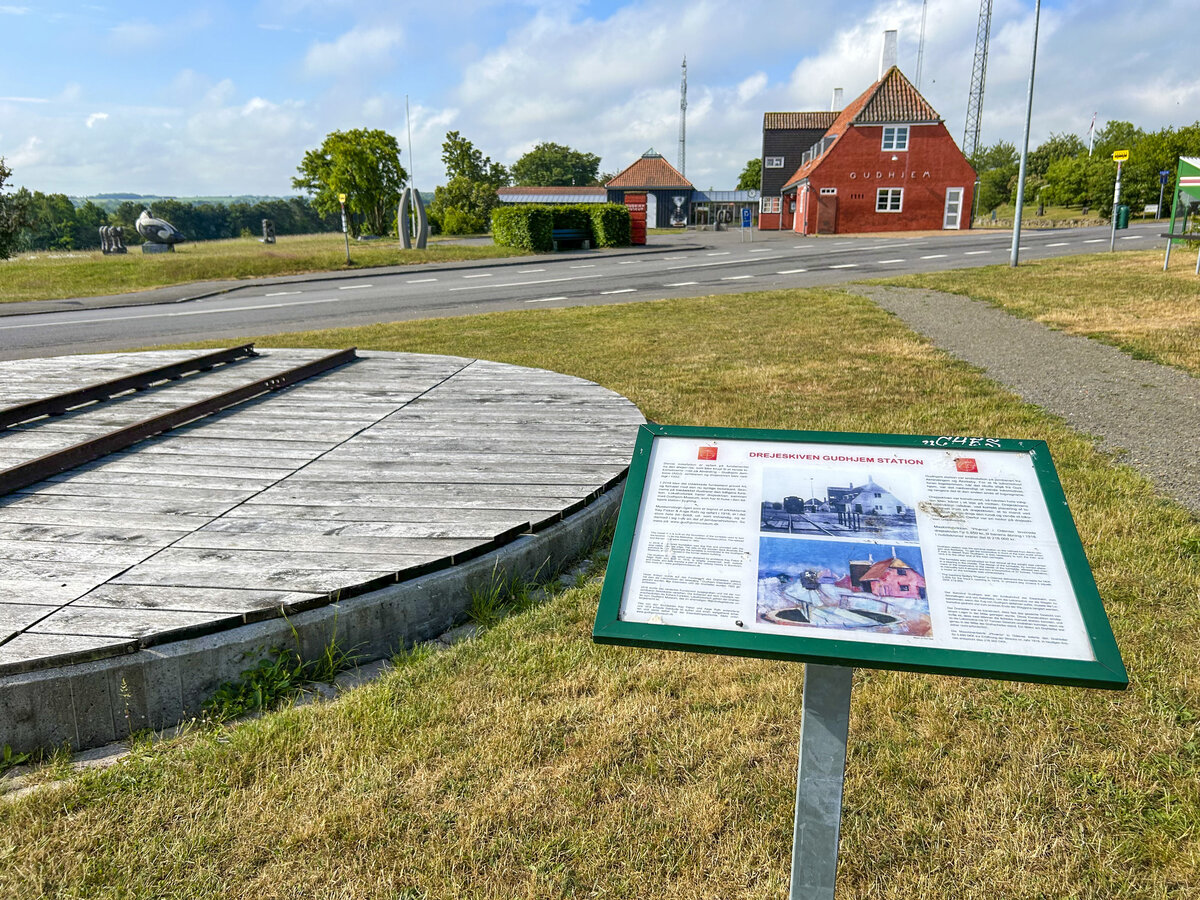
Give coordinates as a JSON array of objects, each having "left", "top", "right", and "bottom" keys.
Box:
[{"left": 135, "top": 209, "right": 186, "bottom": 245}]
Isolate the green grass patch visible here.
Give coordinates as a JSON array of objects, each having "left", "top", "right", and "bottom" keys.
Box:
[
  {"left": 875, "top": 250, "right": 1200, "bottom": 376},
  {"left": 0, "top": 232, "right": 529, "bottom": 304},
  {"left": 2, "top": 290, "right": 1198, "bottom": 898}
]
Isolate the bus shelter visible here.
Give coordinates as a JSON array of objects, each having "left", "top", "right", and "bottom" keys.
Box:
[{"left": 1163, "top": 156, "right": 1200, "bottom": 273}]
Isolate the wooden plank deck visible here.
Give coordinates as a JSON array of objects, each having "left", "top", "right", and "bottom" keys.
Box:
[{"left": 0, "top": 349, "right": 643, "bottom": 674}]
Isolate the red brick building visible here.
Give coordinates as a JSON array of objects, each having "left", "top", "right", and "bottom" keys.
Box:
[{"left": 780, "top": 67, "right": 975, "bottom": 235}]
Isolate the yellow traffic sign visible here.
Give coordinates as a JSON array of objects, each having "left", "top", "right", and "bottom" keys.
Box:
[
  {"left": 1112, "top": 150, "right": 1129, "bottom": 162},
  {"left": 338, "top": 193, "right": 347, "bottom": 204}
]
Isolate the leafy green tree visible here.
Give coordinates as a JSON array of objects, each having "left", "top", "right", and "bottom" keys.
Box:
[
  {"left": 737, "top": 158, "right": 762, "bottom": 191},
  {"left": 0, "top": 158, "right": 31, "bottom": 259},
  {"left": 23, "top": 191, "right": 80, "bottom": 250},
  {"left": 1028, "top": 132, "right": 1086, "bottom": 179},
  {"left": 292, "top": 128, "right": 407, "bottom": 238},
  {"left": 969, "top": 141, "right": 1019, "bottom": 213},
  {"left": 510, "top": 142, "right": 601, "bottom": 186},
  {"left": 430, "top": 132, "right": 508, "bottom": 235}
]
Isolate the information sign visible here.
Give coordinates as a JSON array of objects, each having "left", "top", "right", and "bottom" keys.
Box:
[
  {"left": 338, "top": 193, "right": 347, "bottom": 204},
  {"left": 594, "top": 425, "right": 1126, "bottom": 689},
  {"left": 1112, "top": 149, "right": 1129, "bottom": 162},
  {"left": 741, "top": 207, "right": 752, "bottom": 228},
  {"left": 1161, "top": 170, "right": 1171, "bottom": 185}
]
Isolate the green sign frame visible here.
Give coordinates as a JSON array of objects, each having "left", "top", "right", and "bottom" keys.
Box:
[{"left": 593, "top": 424, "right": 1127, "bottom": 690}]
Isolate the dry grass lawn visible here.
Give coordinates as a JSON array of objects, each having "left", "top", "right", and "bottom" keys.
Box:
[
  {"left": 878, "top": 250, "right": 1200, "bottom": 376},
  {"left": 1, "top": 288, "right": 1197, "bottom": 899}
]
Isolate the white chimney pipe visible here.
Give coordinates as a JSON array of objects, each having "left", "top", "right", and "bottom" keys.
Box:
[
  {"left": 879, "top": 29, "right": 898, "bottom": 78},
  {"left": 831, "top": 87, "right": 844, "bottom": 111}
]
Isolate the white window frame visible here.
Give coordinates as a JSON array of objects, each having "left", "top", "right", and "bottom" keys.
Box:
[
  {"left": 819, "top": 187, "right": 837, "bottom": 195},
  {"left": 764, "top": 156, "right": 785, "bottom": 169},
  {"left": 876, "top": 188, "right": 903, "bottom": 212},
  {"left": 881, "top": 126, "right": 909, "bottom": 151},
  {"left": 760, "top": 196, "right": 781, "bottom": 214}
]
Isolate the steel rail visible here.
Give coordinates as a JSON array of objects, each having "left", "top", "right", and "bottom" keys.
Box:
[
  {"left": 0, "top": 343, "right": 258, "bottom": 430},
  {"left": 0, "top": 347, "right": 357, "bottom": 498}
]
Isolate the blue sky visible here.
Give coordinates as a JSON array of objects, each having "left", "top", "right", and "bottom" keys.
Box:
[{"left": 1, "top": 0, "right": 1197, "bottom": 197}]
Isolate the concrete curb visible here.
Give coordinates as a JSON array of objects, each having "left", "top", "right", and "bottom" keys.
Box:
[{"left": 0, "top": 483, "right": 623, "bottom": 755}]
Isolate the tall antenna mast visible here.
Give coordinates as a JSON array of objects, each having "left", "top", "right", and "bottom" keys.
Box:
[
  {"left": 962, "top": 0, "right": 993, "bottom": 161},
  {"left": 678, "top": 56, "right": 687, "bottom": 177},
  {"left": 915, "top": 0, "right": 928, "bottom": 90}
]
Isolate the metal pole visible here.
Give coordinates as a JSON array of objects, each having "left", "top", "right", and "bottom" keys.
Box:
[
  {"left": 1109, "top": 160, "right": 1123, "bottom": 252},
  {"left": 340, "top": 201, "right": 351, "bottom": 264},
  {"left": 1010, "top": 0, "right": 1041, "bottom": 267},
  {"left": 789, "top": 664, "right": 853, "bottom": 900}
]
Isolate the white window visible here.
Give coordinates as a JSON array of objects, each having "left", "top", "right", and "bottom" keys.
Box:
[
  {"left": 819, "top": 187, "right": 837, "bottom": 195},
  {"left": 764, "top": 156, "right": 785, "bottom": 168},
  {"left": 881, "top": 126, "right": 909, "bottom": 151},
  {"left": 760, "top": 196, "right": 782, "bottom": 214},
  {"left": 876, "top": 188, "right": 903, "bottom": 212}
]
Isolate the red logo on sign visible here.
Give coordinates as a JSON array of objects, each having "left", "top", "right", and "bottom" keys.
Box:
[
  {"left": 955, "top": 458, "right": 978, "bottom": 473},
  {"left": 698, "top": 446, "right": 718, "bottom": 461}
]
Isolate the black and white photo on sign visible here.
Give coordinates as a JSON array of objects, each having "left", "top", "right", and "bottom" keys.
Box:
[{"left": 759, "top": 467, "right": 920, "bottom": 543}]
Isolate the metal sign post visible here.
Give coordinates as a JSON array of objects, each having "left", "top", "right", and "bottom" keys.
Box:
[
  {"left": 789, "top": 664, "right": 853, "bottom": 900},
  {"left": 1110, "top": 151, "right": 1128, "bottom": 251},
  {"left": 338, "top": 192, "right": 351, "bottom": 264}
]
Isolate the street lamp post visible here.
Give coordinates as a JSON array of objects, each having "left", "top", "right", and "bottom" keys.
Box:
[{"left": 1010, "top": 0, "right": 1041, "bottom": 267}]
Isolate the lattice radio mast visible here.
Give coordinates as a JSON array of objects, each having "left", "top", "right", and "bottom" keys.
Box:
[
  {"left": 962, "top": 0, "right": 993, "bottom": 161},
  {"left": 678, "top": 56, "right": 687, "bottom": 177}
]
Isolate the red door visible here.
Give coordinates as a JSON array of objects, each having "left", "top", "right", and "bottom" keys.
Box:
[
  {"left": 781, "top": 194, "right": 796, "bottom": 230},
  {"left": 625, "top": 193, "right": 647, "bottom": 245}
]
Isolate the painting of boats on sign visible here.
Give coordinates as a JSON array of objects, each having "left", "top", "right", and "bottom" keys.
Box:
[{"left": 757, "top": 536, "right": 932, "bottom": 637}]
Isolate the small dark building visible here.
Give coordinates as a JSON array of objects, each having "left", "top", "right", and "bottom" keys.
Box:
[
  {"left": 605, "top": 149, "right": 694, "bottom": 227},
  {"left": 759, "top": 111, "right": 838, "bottom": 230}
]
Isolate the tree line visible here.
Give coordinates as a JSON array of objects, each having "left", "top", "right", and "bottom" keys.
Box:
[
  {"left": 0, "top": 174, "right": 338, "bottom": 255},
  {"left": 970, "top": 120, "right": 1200, "bottom": 217}
]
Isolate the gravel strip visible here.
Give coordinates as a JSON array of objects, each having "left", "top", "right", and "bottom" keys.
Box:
[{"left": 849, "top": 284, "right": 1200, "bottom": 517}]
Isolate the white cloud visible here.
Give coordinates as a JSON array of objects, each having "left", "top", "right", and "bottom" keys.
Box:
[
  {"left": 108, "top": 20, "right": 165, "bottom": 51},
  {"left": 9, "top": 135, "right": 42, "bottom": 167},
  {"left": 0, "top": 5, "right": 30, "bottom": 13},
  {"left": 85, "top": 112, "right": 109, "bottom": 128},
  {"left": 0, "top": 96, "right": 49, "bottom": 103},
  {"left": 304, "top": 25, "right": 403, "bottom": 78}
]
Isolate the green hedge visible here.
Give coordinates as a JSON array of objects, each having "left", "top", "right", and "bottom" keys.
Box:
[
  {"left": 491, "top": 203, "right": 631, "bottom": 251},
  {"left": 491, "top": 205, "right": 554, "bottom": 251},
  {"left": 588, "top": 204, "right": 631, "bottom": 247}
]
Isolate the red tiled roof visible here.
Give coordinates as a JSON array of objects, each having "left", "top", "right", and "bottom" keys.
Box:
[
  {"left": 606, "top": 150, "right": 694, "bottom": 189},
  {"left": 855, "top": 67, "right": 941, "bottom": 124},
  {"left": 781, "top": 67, "right": 944, "bottom": 191},
  {"left": 764, "top": 112, "right": 838, "bottom": 130},
  {"left": 859, "top": 557, "right": 920, "bottom": 582}
]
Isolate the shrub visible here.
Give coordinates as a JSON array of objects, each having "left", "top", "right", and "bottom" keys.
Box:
[
  {"left": 588, "top": 203, "right": 631, "bottom": 247},
  {"left": 491, "top": 205, "right": 553, "bottom": 251}
]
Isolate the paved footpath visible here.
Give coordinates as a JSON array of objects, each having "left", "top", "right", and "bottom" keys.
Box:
[{"left": 849, "top": 285, "right": 1200, "bottom": 518}]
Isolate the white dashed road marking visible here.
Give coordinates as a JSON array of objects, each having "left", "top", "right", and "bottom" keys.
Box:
[
  {"left": 526, "top": 297, "right": 567, "bottom": 303},
  {"left": 265, "top": 291, "right": 302, "bottom": 297},
  {"left": 570, "top": 264, "right": 595, "bottom": 269},
  {"left": 829, "top": 263, "right": 857, "bottom": 269},
  {"left": 706, "top": 251, "right": 731, "bottom": 256},
  {"left": 921, "top": 254, "right": 948, "bottom": 259},
  {"left": 338, "top": 284, "right": 371, "bottom": 290},
  {"left": 964, "top": 250, "right": 991, "bottom": 255},
  {"left": 462, "top": 273, "right": 493, "bottom": 278},
  {"left": 406, "top": 278, "right": 437, "bottom": 283},
  {"left": 665, "top": 281, "right": 699, "bottom": 286},
  {"left": 777, "top": 269, "right": 808, "bottom": 274},
  {"left": 601, "top": 288, "right": 637, "bottom": 295},
  {"left": 876, "top": 259, "right": 905, "bottom": 264},
  {"left": 722, "top": 275, "right": 754, "bottom": 280}
]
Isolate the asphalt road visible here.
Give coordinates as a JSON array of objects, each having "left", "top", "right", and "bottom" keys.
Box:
[{"left": 0, "top": 222, "right": 1163, "bottom": 360}]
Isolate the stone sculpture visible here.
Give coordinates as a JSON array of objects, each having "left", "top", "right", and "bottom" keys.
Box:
[
  {"left": 260, "top": 218, "right": 276, "bottom": 244},
  {"left": 397, "top": 186, "right": 428, "bottom": 250},
  {"left": 136, "top": 209, "right": 186, "bottom": 254},
  {"left": 98, "top": 225, "right": 127, "bottom": 254}
]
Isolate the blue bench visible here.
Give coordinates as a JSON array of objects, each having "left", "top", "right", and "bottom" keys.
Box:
[{"left": 552, "top": 228, "right": 590, "bottom": 251}]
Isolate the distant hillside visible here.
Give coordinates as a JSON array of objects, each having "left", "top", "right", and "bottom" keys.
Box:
[{"left": 70, "top": 194, "right": 301, "bottom": 213}]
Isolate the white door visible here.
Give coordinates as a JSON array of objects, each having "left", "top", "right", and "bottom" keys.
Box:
[
  {"left": 645, "top": 194, "right": 657, "bottom": 229},
  {"left": 943, "top": 187, "right": 964, "bottom": 229}
]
